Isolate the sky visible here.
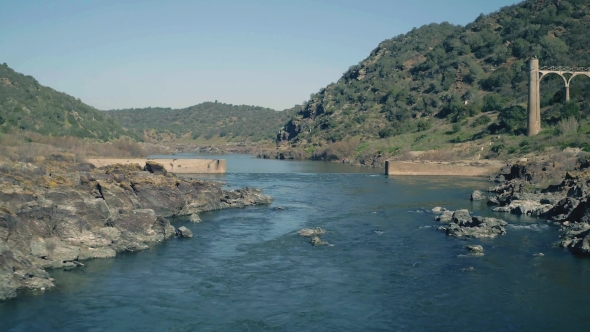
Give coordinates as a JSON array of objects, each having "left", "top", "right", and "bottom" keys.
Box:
[{"left": 0, "top": 0, "right": 520, "bottom": 111}]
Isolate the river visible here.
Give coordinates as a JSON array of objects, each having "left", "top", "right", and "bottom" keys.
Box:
[{"left": 1, "top": 154, "right": 589, "bottom": 331}]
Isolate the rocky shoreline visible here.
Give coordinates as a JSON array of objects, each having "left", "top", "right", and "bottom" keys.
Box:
[
  {"left": 434, "top": 151, "right": 590, "bottom": 257},
  {"left": 0, "top": 156, "right": 272, "bottom": 301}
]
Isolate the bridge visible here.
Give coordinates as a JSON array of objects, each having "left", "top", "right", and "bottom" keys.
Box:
[{"left": 527, "top": 59, "right": 590, "bottom": 136}]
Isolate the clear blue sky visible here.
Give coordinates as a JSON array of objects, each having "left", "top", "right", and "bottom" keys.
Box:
[{"left": 0, "top": 0, "right": 520, "bottom": 111}]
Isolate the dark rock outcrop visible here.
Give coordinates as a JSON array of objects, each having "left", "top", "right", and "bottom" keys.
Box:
[{"left": 144, "top": 161, "right": 167, "bottom": 176}]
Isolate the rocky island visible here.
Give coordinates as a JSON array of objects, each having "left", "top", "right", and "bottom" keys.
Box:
[{"left": 0, "top": 155, "right": 272, "bottom": 301}]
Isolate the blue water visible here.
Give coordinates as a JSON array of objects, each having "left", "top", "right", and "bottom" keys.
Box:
[{"left": 1, "top": 155, "right": 589, "bottom": 331}]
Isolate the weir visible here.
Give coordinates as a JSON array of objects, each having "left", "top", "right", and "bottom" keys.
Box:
[
  {"left": 86, "top": 158, "right": 227, "bottom": 174},
  {"left": 527, "top": 59, "right": 590, "bottom": 136}
]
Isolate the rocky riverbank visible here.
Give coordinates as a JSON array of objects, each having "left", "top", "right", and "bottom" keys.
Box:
[
  {"left": 465, "top": 151, "right": 590, "bottom": 256},
  {"left": 0, "top": 155, "right": 272, "bottom": 301}
]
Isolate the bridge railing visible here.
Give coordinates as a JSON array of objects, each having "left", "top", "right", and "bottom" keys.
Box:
[{"left": 540, "top": 66, "right": 590, "bottom": 72}]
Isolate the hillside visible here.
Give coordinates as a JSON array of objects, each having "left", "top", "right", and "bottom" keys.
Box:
[
  {"left": 277, "top": 0, "right": 590, "bottom": 163},
  {"left": 0, "top": 64, "right": 130, "bottom": 140},
  {"left": 109, "top": 103, "right": 293, "bottom": 142}
]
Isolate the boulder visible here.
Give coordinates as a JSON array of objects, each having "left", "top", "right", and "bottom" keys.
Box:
[
  {"left": 558, "top": 223, "right": 590, "bottom": 256},
  {"left": 435, "top": 211, "right": 454, "bottom": 223},
  {"left": 176, "top": 226, "right": 193, "bottom": 238},
  {"left": 432, "top": 206, "right": 446, "bottom": 213},
  {"left": 144, "top": 161, "right": 167, "bottom": 175},
  {"left": 445, "top": 212, "right": 507, "bottom": 239},
  {"left": 465, "top": 244, "right": 484, "bottom": 255},
  {"left": 470, "top": 190, "right": 485, "bottom": 201},
  {"left": 452, "top": 210, "right": 472, "bottom": 225}
]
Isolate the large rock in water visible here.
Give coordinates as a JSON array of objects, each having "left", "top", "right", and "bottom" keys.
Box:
[
  {"left": 558, "top": 223, "right": 590, "bottom": 256},
  {"left": 310, "top": 236, "right": 328, "bottom": 246},
  {"left": 452, "top": 209, "right": 472, "bottom": 225},
  {"left": 446, "top": 216, "right": 507, "bottom": 238},
  {"left": 298, "top": 227, "right": 326, "bottom": 237},
  {"left": 435, "top": 211, "right": 454, "bottom": 223},
  {"left": 492, "top": 200, "right": 552, "bottom": 216},
  {"left": 436, "top": 209, "right": 507, "bottom": 239},
  {"left": 176, "top": 226, "right": 193, "bottom": 238},
  {"left": 464, "top": 245, "right": 485, "bottom": 256},
  {"left": 471, "top": 190, "right": 485, "bottom": 201}
]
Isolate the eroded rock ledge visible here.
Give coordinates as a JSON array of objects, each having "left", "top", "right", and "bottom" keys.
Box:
[{"left": 0, "top": 158, "right": 272, "bottom": 301}]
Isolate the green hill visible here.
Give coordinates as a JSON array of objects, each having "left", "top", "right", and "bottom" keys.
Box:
[
  {"left": 278, "top": 0, "right": 590, "bottom": 161},
  {"left": 0, "top": 63, "right": 130, "bottom": 140},
  {"left": 109, "top": 103, "right": 293, "bottom": 142}
]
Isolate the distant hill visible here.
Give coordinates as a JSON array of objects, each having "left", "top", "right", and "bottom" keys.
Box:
[
  {"left": 109, "top": 102, "right": 293, "bottom": 142},
  {"left": 0, "top": 63, "right": 130, "bottom": 140},
  {"left": 278, "top": 0, "right": 590, "bottom": 157}
]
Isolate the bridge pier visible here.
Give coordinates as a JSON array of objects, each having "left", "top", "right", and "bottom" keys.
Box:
[{"left": 527, "top": 59, "right": 541, "bottom": 136}]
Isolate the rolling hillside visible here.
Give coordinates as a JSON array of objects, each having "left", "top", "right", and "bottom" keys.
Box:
[
  {"left": 109, "top": 103, "right": 293, "bottom": 142},
  {"left": 0, "top": 64, "right": 131, "bottom": 140}
]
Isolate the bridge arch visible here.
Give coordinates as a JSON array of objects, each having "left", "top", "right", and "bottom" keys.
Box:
[
  {"left": 527, "top": 60, "right": 590, "bottom": 136},
  {"left": 539, "top": 71, "right": 568, "bottom": 86}
]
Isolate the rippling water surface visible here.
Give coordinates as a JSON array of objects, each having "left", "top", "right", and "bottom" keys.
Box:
[{"left": 2, "top": 154, "right": 590, "bottom": 331}]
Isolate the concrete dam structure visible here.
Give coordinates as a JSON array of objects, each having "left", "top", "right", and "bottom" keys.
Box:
[
  {"left": 528, "top": 59, "right": 590, "bottom": 136},
  {"left": 384, "top": 160, "right": 501, "bottom": 177},
  {"left": 86, "top": 158, "right": 227, "bottom": 174}
]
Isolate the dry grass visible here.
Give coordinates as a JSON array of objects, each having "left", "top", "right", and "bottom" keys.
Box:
[
  {"left": 312, "top": 140, "right": 359, "bottom": 161},
  {"left": 557, "top": 117, "right": 579, "bottom": 136}
]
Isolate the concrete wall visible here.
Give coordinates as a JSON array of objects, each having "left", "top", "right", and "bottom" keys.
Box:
[
  {"left": 385, "top": 160, "right": 495, "bottom": 177},
  {"left": 86, "top": 158, "right": 226, "bottom": 174}
]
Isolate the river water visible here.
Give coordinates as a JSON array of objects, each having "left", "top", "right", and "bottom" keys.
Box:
[{"left": 2, "top": 154, "right": 590, "bottom": 331}]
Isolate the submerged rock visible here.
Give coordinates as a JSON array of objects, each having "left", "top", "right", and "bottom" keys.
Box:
[
  {"left": 465, "top": 245, "right": 484, "bottom": 256},
  {"left": 189, "top": 214, "right": 201, "bottom": 223},
  {"left": 298, "top": 227, "right": 326, "bottom": 237},
  {"left": 176, "top": 226, "right": 193, "bottom": 238},
  {"left": 310, "top": 236, "right": 328, "bottom": 246}
]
